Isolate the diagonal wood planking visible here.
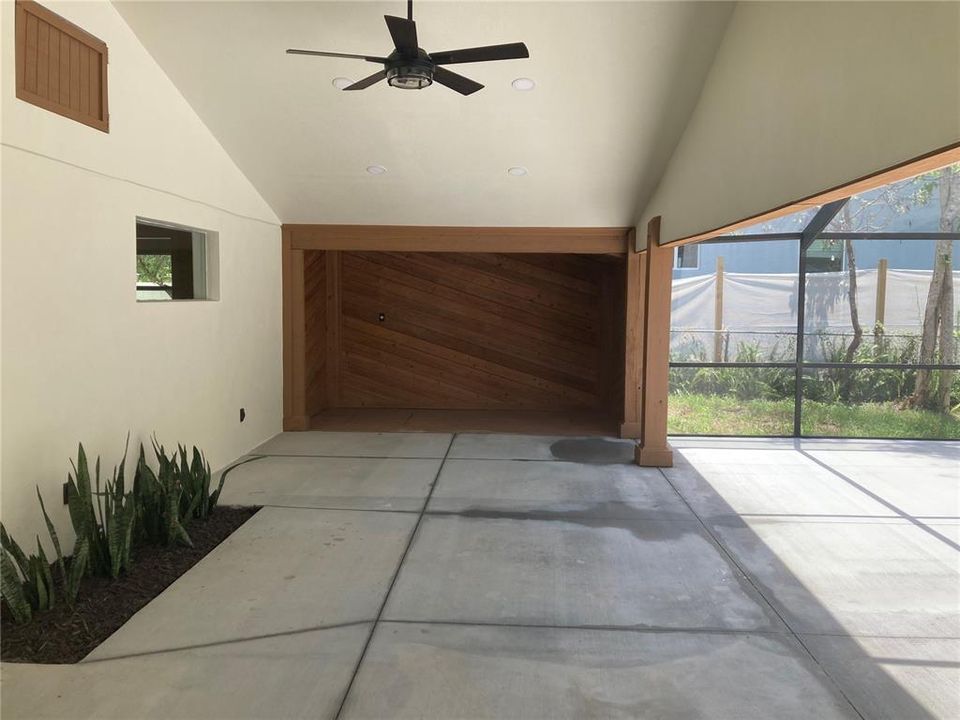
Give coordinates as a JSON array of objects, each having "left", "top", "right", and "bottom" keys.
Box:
[{"left": 304, "top": 251, "right": 624, "bottom": 412}]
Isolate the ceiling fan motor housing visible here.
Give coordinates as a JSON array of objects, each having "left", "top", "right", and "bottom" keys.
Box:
[{"left": 386, "top": 49, "right": 434, "bottom": 89}]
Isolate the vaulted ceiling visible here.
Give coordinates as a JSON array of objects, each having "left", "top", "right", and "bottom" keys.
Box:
[{"left": 114, "top": 1, "right": 732, "bottom": 226}]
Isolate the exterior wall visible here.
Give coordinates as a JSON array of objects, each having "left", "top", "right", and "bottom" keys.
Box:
[
  {"left": 639, "top": 1, "right": 960, "bottom": 245},
  {"left": 1, "top": 0, "right": 282, "bottom": 543}
]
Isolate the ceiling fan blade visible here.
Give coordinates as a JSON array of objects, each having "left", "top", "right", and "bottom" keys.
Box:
[
  {"left": 343, "top": 70, "right": 388, "bottom": 91},
  {"left": 433, "top": 66, "right": 483, "bottom": 96},
  {"left": 286, "top": 49, "right": 387, "bottom": 63},
  {"left": 384, "top": 15, "right": 418, "bottom": 54},
  {"left": 429, "top": 42, "right": 529, "bottom": 65}
]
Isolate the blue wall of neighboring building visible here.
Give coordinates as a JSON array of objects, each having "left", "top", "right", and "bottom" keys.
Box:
[
  {"left": 674, "top": 180, "right": 958, "bottom": 279},
  {"left": 674, "top": 239, "right": 960, "bottom": 280}
]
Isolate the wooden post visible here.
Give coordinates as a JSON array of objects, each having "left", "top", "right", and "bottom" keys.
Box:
[
  {"left": 636, "top": 217, "right": 674, "bottom": 467},
  {"left": 325, "top": 250, "right": 342, "bottom": 408},
  {"left": 620, "top": 229, "right": 645, "bottom": 438},
  {"left": 282, "top": 228, "right": 309, "bottom": 430},
  {"left": 713, "top": 255, "right": 724, "bottom": 362},
  {"left": 875, "top": 258, "right": 888, "bottom": 328}
]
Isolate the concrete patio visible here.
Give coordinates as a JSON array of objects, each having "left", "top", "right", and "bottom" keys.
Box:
[{"left": 1, "top": 433, "right": 957, "bottom": 719}]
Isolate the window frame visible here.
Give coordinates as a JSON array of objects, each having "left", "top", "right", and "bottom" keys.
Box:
[
  {"left": 673, "top": 245, "right": 700, "bottom": 270},
  {"left": 136, "top": 218, "right": 218, "bottom": 303}
]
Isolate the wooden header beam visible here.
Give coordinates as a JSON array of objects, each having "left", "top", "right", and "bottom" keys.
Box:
[
  {"left": 662, "top": 142, "right": 960, "bottom": 248},
  {"left": 285, "top": 225, "right": 631, "bottom": 254}
]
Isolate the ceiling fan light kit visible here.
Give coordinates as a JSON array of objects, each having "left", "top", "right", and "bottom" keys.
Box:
[{"left": 286, "top": 1, "right": 529, "bottom": 96}]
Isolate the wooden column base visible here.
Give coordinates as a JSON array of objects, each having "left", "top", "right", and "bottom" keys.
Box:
[
  {"left": 283, "top": 415, "right": 309, "bottom": 431},
  {"left": 635, "top": 443, "right": 674, "bottom": 467},
  {"left": 619, "top": 422, "right": 642, "bottom": 439}
]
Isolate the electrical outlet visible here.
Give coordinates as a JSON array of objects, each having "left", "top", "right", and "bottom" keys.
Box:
[{"left": 240, "top": 407, "right": 246, "bottom": 423}]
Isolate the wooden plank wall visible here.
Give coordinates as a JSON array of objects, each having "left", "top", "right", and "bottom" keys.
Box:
[
  {"left": 303, "top": 251, "right": 625, "bottom": 413},
  {"left": 303, "top": 251, "right": 327, "bottom": 415}
]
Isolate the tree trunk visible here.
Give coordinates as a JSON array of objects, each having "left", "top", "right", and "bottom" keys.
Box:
[
  {"left": 913, "top": 166, "right": 959, "bottom": 411},
  {"left": 840, "top": 215, "right": 863, "bottom": 401}
]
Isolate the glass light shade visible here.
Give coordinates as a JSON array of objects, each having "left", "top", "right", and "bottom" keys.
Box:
[{"left": 387, "top": 65, "right": 433, "bottom": 90}]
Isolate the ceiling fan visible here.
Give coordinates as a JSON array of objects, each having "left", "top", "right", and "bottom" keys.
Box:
[{"left": 286, "top": 0, "right": 529, "bottom": 96}]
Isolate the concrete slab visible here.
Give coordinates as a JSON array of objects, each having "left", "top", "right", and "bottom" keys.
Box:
[
  {"left": 218, "top": 456, "right": 441, "bottom": 511},
  {"left": 339, "top": 623, "right": 857, "bottom": 720},
  {"left": 663, "top": 457, "right": 893, "bottom": 519},
  {"left": 710, "top": 517, "right": 960, "bottom": 637},
  {"left": 252, "top": 431, "right": 452, "bottom": 458},
  {"left": 428, "top": 459, "right": 693, "bottom": 521},
  {"left": 803, "top": 635, "right": 960, "bottom": 720},
  {"left": 802, "top": 450, "right": 960, "bottom": 519},
  {"left": 449, "top": 434, "right": 635, "bottom": 462},
  {"left": 384, "top": 515, "right": 781, "bottom": 631},
  {"left": 87, "top": 507, "right": 415, "bottom": 659},
  {"left": 1, "top": 623, "right": 369, "bottom": 720}
]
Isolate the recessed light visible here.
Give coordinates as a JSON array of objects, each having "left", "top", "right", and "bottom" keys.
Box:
[
  {"left": 507, "top": 166, "right": 528, "bottom": 177},
  {"left": 332, "top": 77, "right": 354, "bottom": 90},
  {"left": 511, "top": 77, "right": 535, "bottom": 91},
  {"left": 366, "top": 165, "right": 387, "bottom": 175}
]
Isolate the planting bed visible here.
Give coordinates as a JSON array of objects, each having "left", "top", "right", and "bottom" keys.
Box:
[{"left": 0, "top": 506, "right": 259, "bottom": 664}]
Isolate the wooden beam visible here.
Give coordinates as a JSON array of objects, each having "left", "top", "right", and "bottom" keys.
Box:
[
  {"left": 282, "top": 229, "right": 308, "bottom": 430},
  {"left": 286, "top": 225, "right": 630, "bottom": 254},
  {"left": 325, "top": 250, "right": 342, "bottom": 408},
  {"left": 875, "top": 257, "right": 888, "bottom": 328},
  {"left": 663, "top": 142, "right": 960, "bottom": 247},
  {"left": 636, "top": 217, "right": 673, "bottom": 467},
  {"left": 620, "top": 230, "right": 643, "bottom": 438}
]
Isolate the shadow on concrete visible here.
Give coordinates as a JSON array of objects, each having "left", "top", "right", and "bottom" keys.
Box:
[{"left": 663, "top": 446, "right": 943, "bottom": 720}]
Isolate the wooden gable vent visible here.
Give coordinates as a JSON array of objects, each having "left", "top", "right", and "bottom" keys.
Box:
[{"left": 15, "top": 0, "right": 109, "bottom": 132}]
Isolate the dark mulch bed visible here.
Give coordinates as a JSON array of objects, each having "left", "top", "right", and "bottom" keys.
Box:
[{"left": 1, "top": 506, "right": 259, "bottom": 664}]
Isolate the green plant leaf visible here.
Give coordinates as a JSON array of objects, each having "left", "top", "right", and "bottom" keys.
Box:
[
  {"left": 66, "top": 536, "right": 89, "bottom": 604},
  {"left": 1, "top": 550, "right": 31, "bottom": 623},
  {"left": 0, "top": 523, "right": 30, "bottom": 580},
  {"left": 37, "top": 486, "right": 68, "bottom": 590},
  {"left": 36, "top": 537, "right": 54, "bottom": 609}
]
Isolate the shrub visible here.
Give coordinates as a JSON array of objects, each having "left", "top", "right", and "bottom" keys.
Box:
[
  {"left": 65, "top": 442, "right": 137, "bottom": 580},
  {"left": 1, "top": 527, "right": 54, "bottom": 623},
  {"left": 1, "top": 435, "right": 224, "bottom": 624}
]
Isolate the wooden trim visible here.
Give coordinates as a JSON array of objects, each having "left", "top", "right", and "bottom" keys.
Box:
[
  {"left": 15, "top": 0, "right": 109, "bottom": 133},
  {"left": 324, "top": 250, "right": 342, "bottom": 407},
  {"left": 664, "top": 142, "right": 960, "bottom": 247},
  {"left": 282, "top": 230, "right": 309, "bottom": 430},
  {"left": 620, "top": 230, "right": 643, "bottom": 439},
  {"left": 636, "top": 217, "right": 673, "bottom": 467},
  {"left": 286, "top": 225, "right": 630, "bottom": 254},
  {"left": 17, "top": 0, "right": 105, "bottom": 52}
]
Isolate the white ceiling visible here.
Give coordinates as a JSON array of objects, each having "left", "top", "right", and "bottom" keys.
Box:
[{"left": 114, "top": 1, "right": 732, "bottom": 226}]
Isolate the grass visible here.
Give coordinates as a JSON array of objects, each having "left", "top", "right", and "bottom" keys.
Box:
[{"left": 668, "top": 394, "right": 960, "bottom": 439}]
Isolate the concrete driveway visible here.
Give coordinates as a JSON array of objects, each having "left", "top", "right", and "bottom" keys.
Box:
[{"left": 2, "top": 433, "right": 957, "bottom": 719}]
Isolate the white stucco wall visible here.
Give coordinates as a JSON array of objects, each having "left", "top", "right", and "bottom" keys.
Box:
[
  {"left": 638, "top": 1, "right": 960, "bottom": 246},
  {"left": 1, "top": 0, "right": 283, "bottom": 543}
]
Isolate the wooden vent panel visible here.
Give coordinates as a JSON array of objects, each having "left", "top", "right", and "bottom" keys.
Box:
[
  {"left": 331, "top": 251, "right": 623, "bottom": 411},
  {"left": 15, "top": 0, "right": 109, "bottom": 132}
]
